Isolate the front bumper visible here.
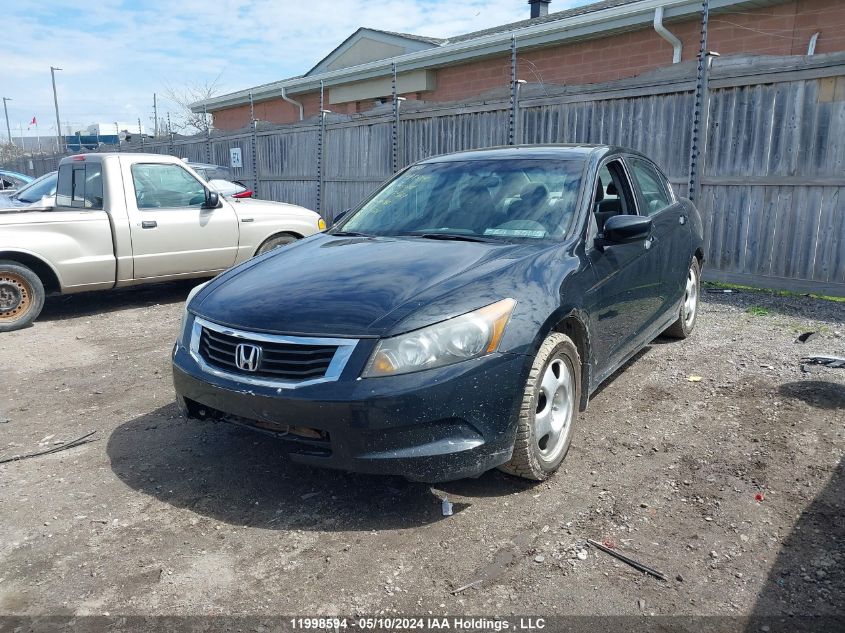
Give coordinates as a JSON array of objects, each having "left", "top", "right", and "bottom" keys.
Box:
[{"left": 172, "top": 342, "right": 528, "bottom": 482}]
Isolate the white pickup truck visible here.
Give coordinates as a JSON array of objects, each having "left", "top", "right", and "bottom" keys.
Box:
[{"left": 0, "top": 153, "right": 325, "bottom": 332}]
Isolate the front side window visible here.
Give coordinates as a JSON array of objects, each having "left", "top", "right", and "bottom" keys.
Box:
[
  {"left": 628, "top": 158, "right": 672, "bottom": 216},
  {"left": 338, "top": 159, "right": 585, "bottom": 241},
  {"left": 55, "top": 163, "right": 103, "bottom": 209},
  {"left": 131, "top": 163, "right": 206, "bottom": 209}
]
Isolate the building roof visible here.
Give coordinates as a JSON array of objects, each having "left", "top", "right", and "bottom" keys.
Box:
[
  {"left": 192, "top": 0, "right": 788, "bottom": 113},
  {"left": 447, "top": 0, "right": 642, "bottom": 43},
  {"left": 372, "top": 29, "right": 445, "bottom": 46},
  {"left": 305, "top": 27, "right": 443, "bottom": 77}
]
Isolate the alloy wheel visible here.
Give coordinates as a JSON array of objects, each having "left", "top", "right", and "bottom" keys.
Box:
[{"left": 534, "top": 357, "right": 575, "bottom": 464}]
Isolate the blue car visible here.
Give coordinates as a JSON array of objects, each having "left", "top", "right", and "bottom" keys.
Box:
[
  {"left": 0, "top": 171, "right": 57, "bottom": 208},
  {"left": 173, "top": 145, "right": 703, "bottom": 482},
  {"left": 0, "top": 169, "right": 34, "bottom": 192}
]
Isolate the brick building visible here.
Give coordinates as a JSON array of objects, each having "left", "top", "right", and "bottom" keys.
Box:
[{"left": 194, "top": 0, "right": 845, "bottom": 130}]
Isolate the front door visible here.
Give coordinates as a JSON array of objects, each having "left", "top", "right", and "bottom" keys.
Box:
[
  {"left": 125, "top": 161, "right": 239, "bottom": 279},
  {"left": 584, "top": 159, "right": 664, "bottom": 377}
]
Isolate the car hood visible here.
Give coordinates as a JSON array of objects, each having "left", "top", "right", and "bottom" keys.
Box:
[{"left": 192, "top": 234, "right": 548, "bottom": 337}]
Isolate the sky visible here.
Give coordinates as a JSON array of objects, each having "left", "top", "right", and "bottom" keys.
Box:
[{"left": 1, "top": 0, "right": 589, "bottom": 138}]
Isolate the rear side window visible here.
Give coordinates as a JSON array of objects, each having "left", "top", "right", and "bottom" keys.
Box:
[
  {"left": 628, "top": 158, "right": 673, "bottom": 216},
  {"left": 55, "top": 163, "right": 103, "bottom": 209}
]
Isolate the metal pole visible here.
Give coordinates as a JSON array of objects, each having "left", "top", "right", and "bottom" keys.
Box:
[
  {"left": 316, "top": 80, "right": 325, "bottom": 216},
  {"left": 115, "top": 122, "right": 120, "bottom": 152},
  {"left": 391, "top": 62, "right": 398, "bottom": 173},
  {"left": 515, "top": 80, "right": 526, "bottom": 145},
  {"left": 139, "top": 118, "right": 145, "bottom": 150},
  {"left": 2, "top": 97, "right": 12, "bottom": 145},
  {"left": 167, "top": 112, "right": 173, "bottom": 155},
  {"left": 50, "top": 67, "right": 63, "bottom": 153},
  {"left": 153, "top": 93, "right": 158, "bottom": 138},
  {"left": 509, "top": 35, "right": 518, "bottom": 145},
  {"left": 204, "top": 104, "right": 211, "bottom": 163},
  {"left": 688, "top": 0, "right": 710, "bottom": 203},
  {"left": 249, "top": 92, "right": 258, "bottom": 197}
]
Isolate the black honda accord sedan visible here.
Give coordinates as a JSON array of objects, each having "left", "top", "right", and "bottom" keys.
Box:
[{"left": 173, "top": 145, "right": 703, "bottom": 482}]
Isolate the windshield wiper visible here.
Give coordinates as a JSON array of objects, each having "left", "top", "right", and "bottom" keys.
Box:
[
  {"left": 397, "top": 232, "right": 498, "bottom": 243},
  {"left": 330, "top": 230, "right": 370, "bottom": 237}
]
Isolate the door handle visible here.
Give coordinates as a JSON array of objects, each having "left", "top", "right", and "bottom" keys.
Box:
[{"left": 141, "top": 220, "right": 157, "bottom": 229}]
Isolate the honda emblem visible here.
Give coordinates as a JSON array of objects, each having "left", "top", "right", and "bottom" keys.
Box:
[{"left": 235, "top": 343, "right": 262, "bottom": 372}]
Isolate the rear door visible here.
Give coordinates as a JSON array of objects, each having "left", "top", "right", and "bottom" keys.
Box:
[
  {"left": 625, "top": 157, "right": 688, "bottom": 313},
  {"left": 584, "top": 158, "right": 664, "bottom": 375},
  {"left": 123, "top": 161, "right": 239, "bottom": 279}
]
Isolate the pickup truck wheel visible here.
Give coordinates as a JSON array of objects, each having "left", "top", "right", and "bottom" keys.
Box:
[
  {"left": 255, "top": 233, "right": 298, "bottom": 256},
  {"left": 0, "top": 261, "right": 45, "bottom": 332},
  {"left": 499, "top": 332, "right": 581, "bottom": 481},
  {"left": 663, "top": 257, "right": 700, "bottom": 339}
]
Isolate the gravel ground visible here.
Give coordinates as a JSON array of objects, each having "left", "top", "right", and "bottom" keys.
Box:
[{"left": 0, "top": 282, "right": 842, "bottom": 622}]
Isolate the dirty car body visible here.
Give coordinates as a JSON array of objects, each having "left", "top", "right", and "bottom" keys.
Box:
[{"left": 173, "top": 146, "right": 704, "bottom": 482}]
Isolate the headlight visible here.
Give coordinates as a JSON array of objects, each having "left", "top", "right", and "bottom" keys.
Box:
[
  {"left": 177, "top": 281, "right": 210, "bottom": 346},
  {"left": 362, "top": 298, "right": 516, "bottom": 378},
  {"left": 317, "top": 217, "right": 327, "bottom": 231}
]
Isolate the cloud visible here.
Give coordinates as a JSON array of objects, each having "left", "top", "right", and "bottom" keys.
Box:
[{"left": 1, "top": 0, "right": 586, "bottom": 135}]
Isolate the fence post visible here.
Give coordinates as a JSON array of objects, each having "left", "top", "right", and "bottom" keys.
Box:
[
  {"left": 391, "top": 62, "right": 406, "bottom": 173},
  {"left": 316, "top": 80, "right": 326, "bottom": 218},
  {"left": 249, "top": 92, "right": 258, "bottom": 197},
  {"left": 687, "top": 0, "right": 710, "bottom": 203},
  {"left": 167, "top": 112, "right": 174, "bottom": 156},
  {"left": 204, "top": 104, "right": 212, "bottom": 164},
  {"left": 392, "top": 62, "right": 398, "bottom": 173},
  {"left": 509, "top": 35, "right": 518, "bottom": 145}
]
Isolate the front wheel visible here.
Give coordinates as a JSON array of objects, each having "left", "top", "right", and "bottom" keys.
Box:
[
  {"left": 0, "top": 261, "right": 46, "bottom": 333},
  {"left": 255, "top": 233, "right": 298, "bottom": 256},
  {"left": 664, "top": 257, "right": 700, "bottom": 339},
  {"left": 499, "top": 332, "right": 581, "bottom": 481}
]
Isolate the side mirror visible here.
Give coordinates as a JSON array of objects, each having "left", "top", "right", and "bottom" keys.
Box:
[
  {"left": 332, "top": 208, "right": 351, "bottom": 226},
  {"left": 203, "top": 190, "right": 220, "bottom": 209},
  {"left": 601, "top": 215, "right": 652, "bottom": 245}
]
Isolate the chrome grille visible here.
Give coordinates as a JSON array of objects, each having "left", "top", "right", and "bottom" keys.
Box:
[
  {"left": 199, "top": 327, "right": 339, "bottom": 380},
  {"left": 189, "top": 317, "right": 358, "bottom": 388}
]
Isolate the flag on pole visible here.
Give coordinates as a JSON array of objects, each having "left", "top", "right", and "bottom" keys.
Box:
[{"left": 27, "top": 116, "right": 37, "bottom": 130}]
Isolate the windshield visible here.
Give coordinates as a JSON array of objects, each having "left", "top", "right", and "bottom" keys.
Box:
[
  {"left": 337, "top": 159, "right": 584, "bottom": 240},
  {"left": 16, "top": 172, "right": 58, "bottom": 204}
]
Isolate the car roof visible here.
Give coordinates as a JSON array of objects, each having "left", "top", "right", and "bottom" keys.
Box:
[
  {"left": 419, "top": 144, "right": 645, "bottom": 164},
  {"left": 0, "top": 169, "right": 32, "bottom": 179}
]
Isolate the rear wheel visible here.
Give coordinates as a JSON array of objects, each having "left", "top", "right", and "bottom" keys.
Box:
[
  {"left": 499, "top": 332, "right": 581, "bottom": 481},
  {"left": 664, "top": 257, "right": 700, "bottom": 339},
  {"left": 0, "top": 261, "right": 45, "bottom": 332},
  {"left": 255, "top": 233, "right": 298, "bottom": 256}
]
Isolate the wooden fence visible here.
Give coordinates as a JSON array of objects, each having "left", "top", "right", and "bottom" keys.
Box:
[{"left": 6, "top": 52, "right": 845, "bottom": 296}]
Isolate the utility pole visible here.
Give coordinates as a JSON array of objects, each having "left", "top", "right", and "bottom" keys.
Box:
[
  {"left": 153, "top": 93, "right": 158, "bottom": 138},
  {"left": 51, "top": 66, "right": 63, "bottom": 153},
  {"left": 2, "top": 97, "right": 12, "bottom": 146}
]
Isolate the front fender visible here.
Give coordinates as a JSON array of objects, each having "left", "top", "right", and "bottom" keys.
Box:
[{"left": 231, "top": 199, "right": 323, "bottom": 259}]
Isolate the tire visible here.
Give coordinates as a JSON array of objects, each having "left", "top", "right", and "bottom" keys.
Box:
[
  {"left": 664, "top": 257, "right": 700, "bottom": 339},
  {"left": 255, "top": 233, "right": 298, "bottom": 256},
  {"left": 499, "top": 332, "right": 581, "bottom": 481},
  {"left": 0, "top": 261, "right": 46, "bottom": 333}
]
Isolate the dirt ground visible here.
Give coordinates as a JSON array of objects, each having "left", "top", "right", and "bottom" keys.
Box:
[{"left": 0, "top": 281, "right": 843, "bottom": 624}]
